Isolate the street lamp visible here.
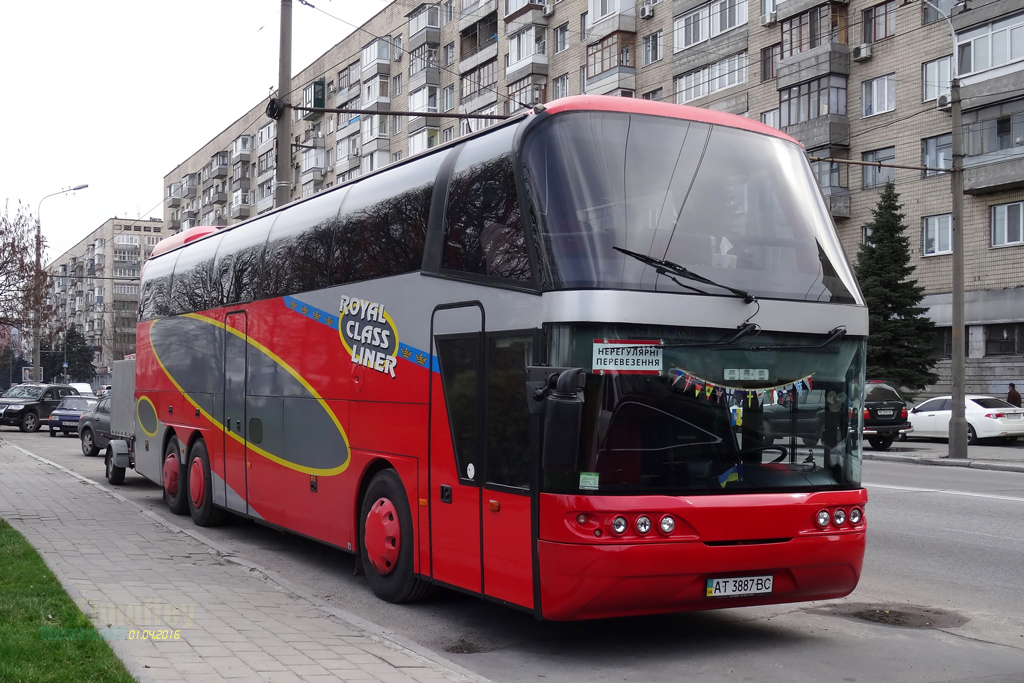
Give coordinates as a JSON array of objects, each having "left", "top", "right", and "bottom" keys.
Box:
[{"left": 33, "top": 184, "right": 88, "bottom": 383}]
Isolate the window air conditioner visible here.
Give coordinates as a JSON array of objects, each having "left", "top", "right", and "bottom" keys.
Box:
[
  {"left": 352, "top": 149, "right": 362, "bottom": 157},
  {"left": 852, "top": 43, "right": 872, "bottom": 61},
  {"left": 393, "top": 52, "right": 402, "bottom": 62},
  {"left": 640, "top": 5, "right": 654, "bottom": 19},
  {"left": 542, "top": 3, "right": 554, "bottom": 16},
  {"left": 760, "top": 11, "right": 776, "bottom": 25},
  {"left": 936, "top": 94, "right": 952, "bottom": 111}
]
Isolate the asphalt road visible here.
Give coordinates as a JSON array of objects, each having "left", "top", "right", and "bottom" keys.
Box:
[{"left": 4, "top": 429, "right": 1024, "bottom": 683}]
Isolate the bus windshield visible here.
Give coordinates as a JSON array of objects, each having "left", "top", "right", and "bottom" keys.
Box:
[
  {"left": 545, "top": 324, "right": 865, "bottom": 495},
  {"left": 521, "top": 111, "right": 860, "bottom": 304}
]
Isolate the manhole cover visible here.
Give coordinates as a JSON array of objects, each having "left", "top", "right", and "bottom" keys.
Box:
[
  {"left": 445, "top": 638, "right": 484, "bottom": 654},
  {"left": 817, "top": 603, "right": 969, "bottom": 629}
]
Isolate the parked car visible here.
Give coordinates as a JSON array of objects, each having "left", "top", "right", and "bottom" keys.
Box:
[
  {"left": 96, "top": 385, "right": 113, "bottom": 397},
  {"left": 907, "top": 395, "right": 1024, "bottom": 444},
  {"left": 0, "top": 383, "right": 81, "bottom": 432},
  {"left": 78, "top": 395, "right": 113, "bottom": 456},
  {"left": 762, "top": 389, "right": 826, "bottom": 445},
  {"left": 47, "top": 396, "right": 99, "bottom": 436},
  {"left": 69, "top": 382, "right": 95, "bottom": 396},
  {"left": 862, "top": 380, "right": 911, "bottom": 451}
]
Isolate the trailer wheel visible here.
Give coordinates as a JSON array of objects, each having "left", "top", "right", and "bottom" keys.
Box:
[
  {"left": 105, "top": 447, "right": 126, "bottom": 485},
  {"left": 360, "top": 469, "right": 432, "bottom": 603},
  {"left": 162, "top": 437, "right": 189, "bottom": 515},
  {"left": 187, "top": 440, "right": 225, "bottom": 527}
]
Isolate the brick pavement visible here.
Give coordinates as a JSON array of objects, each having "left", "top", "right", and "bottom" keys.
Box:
[{"left": 0, "top": 439, "right": 485, "bottom": 683}]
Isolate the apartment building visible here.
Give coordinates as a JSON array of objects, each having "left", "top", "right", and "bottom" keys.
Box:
[
  {"left": 163, "top": 0, "right": 1024, "bottom": 393},
  {"left": 45, "top": 217, "right": 173, "bottom": 385}
]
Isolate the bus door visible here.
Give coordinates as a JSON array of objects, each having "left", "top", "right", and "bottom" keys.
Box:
[
  {"left": 430, "top": 303, "right": 536, "bottom": 609},
  {"left": 223, "top": 311, "right": 249, "bottom": 515}
]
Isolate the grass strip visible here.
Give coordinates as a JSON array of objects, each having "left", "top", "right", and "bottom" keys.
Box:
[{"left": 0, "top": 518, "right": 136, "bottom": 683}]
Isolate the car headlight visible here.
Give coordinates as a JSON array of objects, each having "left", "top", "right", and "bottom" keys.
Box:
[{"left": 5, "top": 405, "right": 24, "bottom": 413}]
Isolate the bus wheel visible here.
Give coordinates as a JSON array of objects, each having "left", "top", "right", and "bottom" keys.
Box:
[
  {"left": 105, "top": 447, "right": 126, "bottom": 485},
  {"left": 187, "top": 440, "right": 225, "bottom": 527},
  {"left": 360, "top": 470, "right": 432, "bottom": 604},
  {"left": 162, "top": 437, "right": 189, "bottom": 515}
]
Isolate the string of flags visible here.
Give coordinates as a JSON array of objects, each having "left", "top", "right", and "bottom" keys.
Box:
[{"left": 669, "top": 368, "right": 815, "bottom": 407}]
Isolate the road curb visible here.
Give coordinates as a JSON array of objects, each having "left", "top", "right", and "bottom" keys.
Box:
[
  {"left": 863, "top": 452, "right": 1024, "bottom": 473},
  {"left": 2, "top": 439, "right": 493, "bottom": 683}
]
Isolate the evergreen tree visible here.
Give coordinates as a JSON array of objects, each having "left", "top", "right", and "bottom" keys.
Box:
[
  {"left": 854, "top": 182, "right": 938, "bottom": 392},
  {"left": 64, "top": 328, "right": 95, "bottom": 382}
]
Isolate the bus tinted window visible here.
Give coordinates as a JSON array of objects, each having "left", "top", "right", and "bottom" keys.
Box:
[
  {"left": 521, "top": 112, "right": 859, "bottom": 304},
  {"left": 436, "top": 335, "right": 481, "bottom": 484},
  {"left": 486, "top": 334, "right": 535, "bottom": 489},
  {"left": 169, "top": 233, "right": 225, "bottom": 315},
  {"left": 139, "top": 251, "right": 177, "bottom": 321},
  {"left": 442, "top": 126, "right": 531, "bottom": 282},
  {"left": 264, "top": 189, "right": 345, "bottom": 299},
  {"left": 214, "top": 215, "right": 276, "bottom": 306},
  {"left": 330, "top": 153, "right": 446, "bottom": 285}
]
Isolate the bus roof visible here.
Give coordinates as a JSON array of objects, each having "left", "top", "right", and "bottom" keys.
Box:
[
  {"left": 542, "top": 95, "right": 800, "bottom": 146},
  {"left": 149, "top": 226, "right": 223, "bottom": 259}
]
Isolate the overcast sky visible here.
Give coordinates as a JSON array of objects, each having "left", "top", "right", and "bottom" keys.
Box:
[{"left": 0, "top": 0, "right": 379, "bottom": 265}]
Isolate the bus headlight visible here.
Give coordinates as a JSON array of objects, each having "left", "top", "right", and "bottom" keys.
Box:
[
  {"left": 611, "top": 516, "right": 627, "bottom": 535},
  {"left": 816, "top": 510, "right": 831, "bottom": 528},
  {"left": 660, "top": 515, "right": 675, "bottom": 533},
  {"left": 635, "top": 515, "right": 652, "bottom": 534},
  {"left": 850, "top": 507, "right": 863, "bottom": 524},
  {"left": 833, "top": 509, "right": 847, "bottom": 526}
]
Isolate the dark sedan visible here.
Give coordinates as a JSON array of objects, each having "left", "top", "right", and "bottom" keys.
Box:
[
  {"left": 47, "top": 396, "right": 99, "bottom": 437},
  {"left": 78, "top": 396, "right": 113, "bottom": 456}
]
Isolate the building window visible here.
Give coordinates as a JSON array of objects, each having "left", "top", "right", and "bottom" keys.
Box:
[
  {"left": 673, "top": 0, "right": 748, "bottom": 52},
  {"left": 393, "top": 115, "right": 403, "bottom": 134},
  {"left": 922, "top": 214, "right": 952, "bottom": 255},
  {"left": 992, "top": 201, "right": 1024, "bottom": 246},
  {"left": 393, "top": 36, "right": 403, "bottom": 59},
  {"left": 443, "top": 126, "right": 455, "bottom": 142},
  {"left": 862, "top": 74, "right": 895, "bottom": 117},
  {"left": 862, "top": 146, "right": 896, "bottom": 188},
  {"left": 922, "top": 133, "right": 952, "bottom": 177},
  {"left": 410, "top": 44, "right": 439, "bottom": 75},
  {"left": 462, "top": 60, "right": 497, "bottom": 101},
  {"left": 444, "top": 84, "right": 455, "bottom": 111},
  {"left": 781, "top": 4, "right": 847, "bottom": 59},
  {"left": 553, "top": 73, "right": 570, "bottom": 99},
  {"left": 923, "top": 0, "right": 953, "bottom": 23},
  {"left": 985, "top": 324, "right": 1022, "bottom": 355},
  {"left": 958, "top": 12, "right": 1024, "bottom": 76},
  {"left": 586, "top": 32, "right": 634, "bottom": 78},
  {"left": 393, "top": 151, "right": 403, "bottom": 163},
  {"left": 507, "top": 76, "right": 545, "bottom": 111},
  {"left": 810, "top": 159, "right": 841, "bottom": 188},
  {"left": 443, "top": 42, "right": 455, "bottom": 66},
  {"left": 580, "top": 65, "right": 587, "bottom": 93},
  {"left": 642, "top": 87, "right": 663, "bottom": 100},
  {"left": 863, "top": 1, "right": 895, "bottom": 43},
  {"left": 922, "top": 56, "right": 952, "bottom": 101},
  {"left": 365, "top": 74, "right": 390, "bottom": 103},
  {"left": 508, "top": 26, "right": 546, "bottom": 65},
  {"left": 965, "top": 114, "right": 1024, "bottom": 156},
  {"left": 761, "top": 108, "right": 780, "bottom": 129},
  {"left": 932, "top": 328, "right": 953, "bottom": 358},
  {"left": 409, "top": 85, "right": 439, "bottom": 114},
  {"left": 675, "top": 53, "right": 747, "bottom": 103},
  {"left": 409, "top": 128, "right": 440, "bottom": 155},
  {"left": 393, "top": 73, "right": 403, "bottom": 96},
  {"left": 555, "top": 23, "right": 569, "bottom": 53},
  {"left": 642, "top": 30, "right": 662, "bottom": 65},
  {"left": 594, "top": 0, "right": 614, "bottom": 20},
  {"left": 362, "top": 38, "right": 390, "bottom": 65},
  {"left": 443, "top": 0, "right": 454, "bottom": 23},
  {"left": 409, "top": 5, "right": 439, "bottom": 34},
  {"left": 760, "top": 43, "right": 781, "bottom": 81},
  {"left": 779, "top": 75, "right": 847, "bottom": 126}
]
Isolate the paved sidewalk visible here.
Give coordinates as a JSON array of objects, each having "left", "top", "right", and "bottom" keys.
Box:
[
  {"left": 0, "top": 439, "right": 484, "bottom": 683},
  {"left": 862, "top": 438, "right": 1024, "bottom": 473}
]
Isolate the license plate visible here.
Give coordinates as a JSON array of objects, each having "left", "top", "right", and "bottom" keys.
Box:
[
  {"left": 877, "top": 409, "right": 894, "bottom": 417},
  {"left": 1007, "top": 414, "right": 1022, "bottom": 420},
  {"left": 707, "top": 575, "right": 773, "bottom": 598}
]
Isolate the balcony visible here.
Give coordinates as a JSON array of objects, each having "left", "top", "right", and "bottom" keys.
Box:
[
  {"left": 776, "top": 43, "right": 850, "bottom": 90},
  {"left": 459, "top": 41, "right": 498, "bottom": 74},
  {"left": 587, "top": 9, "right": 634, "bottom": 44},
  {"left": 336, "top": 154, "right": 361, "bottom": 174},
  {"left": 821, "top": 187, "right": 851, "bottom": 219},
  {"left": 506, "top": 47, "right": 548, "bottom": 81},
  {"left": 256, "top": 194, "right": 275, "bottom": 214},
  {"left": 777, "top": 0, "right": 848, "bottom": 23},
  {"left": 230, "top": 201, "right": 251, "bottom": 219},
  {"left": 964, "top": 151, "right": 1024, "bottom": 195},
  {"left": 167, "top": 218, "right": 181, "bottom": 230},
  {"left": 181, "top": 182, "right": 197, "bottom": 199},
  {"left": 783, "top": 115, "right": 850, "bottom": 150},
  {"left": 211, "top": 191, "right": 228, "bottom": 205},
  {"left": 230, "top": 177, "right": 251, "bottom": 193},
  {"left": 506, "top": 5, "right": 548, "bottom": 34},
  {"left": 166, "top": 191, "right": 181, "bottom": 208},
  {"left": 460, "top": 0, "right": 497, "bottom": 32},
  {"left": 210, "top": 154, "right": 229, "bottom": 178}
]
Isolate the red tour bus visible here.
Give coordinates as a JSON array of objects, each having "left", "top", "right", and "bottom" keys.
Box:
[{"left": 126, "top": 96, "right": 868, "bottom": 620}]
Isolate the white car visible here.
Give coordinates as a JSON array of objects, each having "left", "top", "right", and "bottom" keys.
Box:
[{"left": 907, "top": 395, "right": 1024, "bottom": 444}]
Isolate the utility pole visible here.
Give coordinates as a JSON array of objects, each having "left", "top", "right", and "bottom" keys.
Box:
[
  {"left": 948, "top": 75, "right": 967, "bottom": 458},
  {"left": 274, "top": 0, "right": 293, "bottom": 208}
]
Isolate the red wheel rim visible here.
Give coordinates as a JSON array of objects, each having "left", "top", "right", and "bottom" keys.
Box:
[
  {"left": 189, "top": 457, "right": 205, "bottom": 507},
  {"left": 162, "top": 455, "right": 179, "bottom": 496},
  {"left": 364, "top": 497, "right": 401, "bottom": 575}
]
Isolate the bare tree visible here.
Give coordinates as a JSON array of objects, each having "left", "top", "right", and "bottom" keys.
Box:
[{"left": 0, "top": 201, "right": 38, "bottom": 329}]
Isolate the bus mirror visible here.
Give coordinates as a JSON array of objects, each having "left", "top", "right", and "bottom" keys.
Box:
[{"left": 542, "top": 368, "right": 585, "bottom": 474}]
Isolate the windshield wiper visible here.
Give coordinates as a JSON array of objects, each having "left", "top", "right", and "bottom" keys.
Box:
[{"left": 614, "top": 246, "right": 757, "bottom": 304}]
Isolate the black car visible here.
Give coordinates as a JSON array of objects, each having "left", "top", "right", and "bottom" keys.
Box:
[
  {"left": 762, "top": 389, "right": 827, "bottom": 445},
  {"left": 0, "top": 383, "right": 81, "bottom": 432},
  {"left": 47, "top": 396, "right": 100, "bottom": 437},
  {"left": 78, "top": 396, "right": 113, "bottom": 456},
  {"left": 862, "top": 380, "right": 910, "bottom": 450}
]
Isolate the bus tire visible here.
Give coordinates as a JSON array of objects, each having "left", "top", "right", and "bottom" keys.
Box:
[
  {"left": 105, "top": 448, "right": 126, "bottom": 485},
  {"left": 360, "top": 469, "right": 432, "bottom": 604},
  {"left": 187, "top": 440, "right": 225, "bottom": 527},
  {"left": 162, "top": 437, "right": 189, "bottom": 515}
]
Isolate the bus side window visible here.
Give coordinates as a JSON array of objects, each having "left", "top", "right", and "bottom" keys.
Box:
[
  {"left": 486, "top": 335, "right": 534, "bottom": 489},
  {"left": 214, "top": 215, "right": 276, "bottom": 306},
  {"left": 263, "top": 189, "right": 343, "bottom": 299},
  {"left": 442, "top": 128, "right": 531, "bottom": 283}
]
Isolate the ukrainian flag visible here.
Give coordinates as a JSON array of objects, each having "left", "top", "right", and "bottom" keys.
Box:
[{"left": 717, "top": 465, "right": 742, "bottom": 488}]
